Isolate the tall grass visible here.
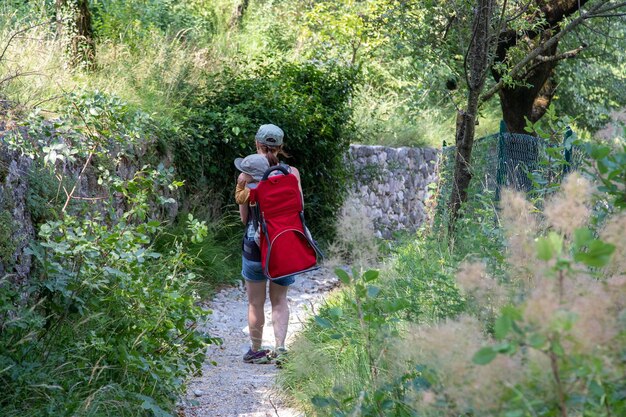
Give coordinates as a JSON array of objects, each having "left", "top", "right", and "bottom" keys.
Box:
[
  {"left": 0, "top": 21, "right": 212, "bottom": 127},
  {"left": 154, "top": 212, "right": 243, "bottom": 297},
  {"left": 352, "top": 85, "right": 502, "bottom": 148}
]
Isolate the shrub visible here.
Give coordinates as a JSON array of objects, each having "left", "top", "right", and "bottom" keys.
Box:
[
  {"left": 90, "top": 0, "right": 222, "bottom": 46},
  {"left": 326, "top": 193, "right": 380, "bottom": 269},
  {"left": 392, "top": 173, "right": 626, "bottom": 417},
  {"left": 176, "top": 59, "right": 359, "bottom": 241},
  {"left": 153, "top": 212, "right": 242, "bottom": 297},
  {"left": 278, "top": 260, "right": 465, "bottom": 415},
  {"left": 0, "top": 170, "right": 215, "bottom": 416},
  {"left": 284, "top": 156, "right": 626, "bottom": 416},
  {"left": 0, "top": 92, "right": 215, "bottom": 416}
]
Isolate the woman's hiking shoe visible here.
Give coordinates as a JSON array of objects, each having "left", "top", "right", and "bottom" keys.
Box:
[
  {"left": 272, "top": 347, "right": 289, "bottom": 368},
  {"left": 243, "top": 348, "right": 272, "bottom": 364}
]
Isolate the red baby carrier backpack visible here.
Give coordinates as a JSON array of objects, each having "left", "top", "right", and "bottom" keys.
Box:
[{"left": 248, "top": 165, "right": 323, "bottom": 280}]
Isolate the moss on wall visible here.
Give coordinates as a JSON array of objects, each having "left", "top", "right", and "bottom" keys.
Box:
[{"left": 0, "top": 209, "right": 17, "bottom": 264}]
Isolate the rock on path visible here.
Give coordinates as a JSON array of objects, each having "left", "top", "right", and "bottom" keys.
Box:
[{"left": 182, "top": 267, "right": 339, "bottom": 417}]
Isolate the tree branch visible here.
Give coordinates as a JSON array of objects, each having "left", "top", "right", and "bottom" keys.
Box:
[
  {"left": 497, "top": 0, "right": 509, "bottom": 35},
  {"left": 519, "top": 45, "right": 587, "bottom": 79},
  {"left": 535, "top": 45, "right": 586, "bottom": 62},
  {"left": 0, "top": 19, "right": 54, "bottom": 64},
  {"left": 0, "top": 71, "right": 42, "bottom": 87},
  {"left": 480, "top": 0, "right": 608, "bottom": 104},
  {"left": 593, "top": 1, "right": 626, "bottom": 14},
  {"left": 587, "top": 12, "right": 626, "bottom": 17}
]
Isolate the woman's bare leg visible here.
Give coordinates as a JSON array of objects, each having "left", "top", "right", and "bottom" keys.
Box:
[
  {"left": 269, "top": 281, "right": 290, "bottom": 348},
  {"left": 246, "top": 280, "right": 267, "bottom": 350}
]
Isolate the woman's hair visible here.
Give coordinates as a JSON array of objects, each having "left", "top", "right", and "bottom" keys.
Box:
[
  {"left": 266, "top": 151, "right": 279, "bottom": 167},
  {"left": 257, "top": 142, "right": 290, "bottom": 167}
]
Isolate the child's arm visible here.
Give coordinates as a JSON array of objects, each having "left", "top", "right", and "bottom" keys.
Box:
[{"left": 235, "top": 173, "right": 253, "bottom": 206}]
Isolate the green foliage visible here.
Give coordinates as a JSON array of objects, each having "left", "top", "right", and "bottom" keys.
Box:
[
  {"left": 280, "top": 256, "right": 465, "bottom": 415},
  {"left": 392, "top": 234, "right": 467, "bottom": 322},
  {"left": 523, "top": 105, "right": 582, "bottom": 201},
  {"left": 6, "top": 90, "right": 156, "bottom": 162},
  {"left": 1, "top": 91, "right": 215, "bottom": 416},
  {"left": 26, "top": 162, "right": 68, "bottom": 226},
  {"left": 177, "top": 60, "right": 358, "bottom": 240},
  {"left": 62, "top": 89, "right": 157, "bottom": 147},
  {"left": 555, "top": 17, "right": 626, "bottom": 132},
  {"left": 305, "top": 268, "right": 440, "bottom": 416},
  {"left": 279, "top": 268, "right": 411, "bottom": 416},
  {"left": 470, "top": 221, "right": 624, "bottom": 417},
  {"left": 583, "top": 140, "right": 626, "bottom": 210},
  {"left": 524, "top": 103, "right": 573, "bottom": 144},
  {"left": 0, "top": 209, "right": 16, "bottom": 263},
  {"left": 154, "top": 213, "right": 242, "bottom": 297},
  {"left": 0, "top": 167, "right": 215, "bottom": 416},
  {"left": 90, "top": 0, "right": 222, "bottom": 46}
]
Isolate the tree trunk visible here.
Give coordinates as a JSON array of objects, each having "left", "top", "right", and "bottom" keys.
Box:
[
  {"left": 448, "top": 0, "right": 496, "bottom": 229},
  {"left": 56, "top": 0, "right": 95, "bottom": 69},
  {"left": 229, "top": 0, "right": 250, "bottom": 29},
  {"left": 498, "top": 35, "right": 559, "bottom": 133},
  {"left": 493, "top": 0, "right": 590, "bottom": 133}
]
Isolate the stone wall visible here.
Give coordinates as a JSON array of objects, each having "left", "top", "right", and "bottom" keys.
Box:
[
  {"left": 0, "top": 124, "right": 177, "bottom": 282},
  {"left": 348, "top": 144, "right": 440, "bottom": 238},
  {"left": 2, "top": 131, "right": 440, "bottom": 279},
  {"left": 0, "top": 146, "right": 34, "bottom": 282}
]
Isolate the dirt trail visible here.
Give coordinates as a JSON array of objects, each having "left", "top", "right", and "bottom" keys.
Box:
[{"left": 182, "top": 267, "right": 338, "bottom": 417}]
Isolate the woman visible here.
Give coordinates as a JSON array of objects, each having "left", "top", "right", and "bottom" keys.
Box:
[{"left": 235, "top": 124, "right": 301, "bottom": 365}]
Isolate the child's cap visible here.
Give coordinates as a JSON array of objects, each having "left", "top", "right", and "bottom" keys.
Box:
[{"left": 234, "top": 154, "right": 269, "bottom": 182}]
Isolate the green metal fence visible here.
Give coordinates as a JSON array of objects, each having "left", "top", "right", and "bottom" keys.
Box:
[{"left": 436, "top": 121, "right": 585, "bottom": 218}]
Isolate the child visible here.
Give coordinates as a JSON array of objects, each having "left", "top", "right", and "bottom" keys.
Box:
[{"left": 234, "top": 153, "right": 270, "bottom": 205}]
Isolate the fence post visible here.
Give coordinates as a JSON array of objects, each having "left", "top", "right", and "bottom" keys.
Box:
[
  {"left": 494, "top": 120, "right": 507, "bottom": 203},
  {"left": 563, "top": 126, "right": 573, "bottom": 175}
]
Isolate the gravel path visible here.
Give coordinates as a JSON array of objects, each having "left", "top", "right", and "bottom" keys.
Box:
[{"left": 182, "top": 267, "right": 339, "bottom": 417}]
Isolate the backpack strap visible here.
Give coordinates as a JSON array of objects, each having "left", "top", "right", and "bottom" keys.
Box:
[
  {"left": 261, "top": 164, "right": 290, "bottom": 180},
  {"left": 249, "top": 204, "right": 260, "bottom": 233},
  {"left": 280, "top": 161, "right": 291, "bottom": 173},
  {"left": 242, "top": 202, "right": 262, "bottom": 261}
]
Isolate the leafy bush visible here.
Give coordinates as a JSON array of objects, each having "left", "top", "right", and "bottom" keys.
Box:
[
  {"left": 389, "top": 173, "right": 626, "bottom": 417},
  {"left": 281, "top": 139, "right": 626, "bottom": 416},
  {"left": 91, "top": 0, "right": 222, "bottom": 46},
  {"left": 176, "top": 60, "right": 359, "bottom": 240},
  {"left": 154, "top": 213, "right": 243, "bottom": 297},
  {"left": 279, "top": 260, "right": 465, "bottom": 415},
  {"left": 0, "top": 170, "right": 215, "bottom": 416},
  {"left": 1, "top": 92, "right": 215, "bottom": 416},
  {"left": 278, "top": 269, "right": 406, "bottom": 416}
]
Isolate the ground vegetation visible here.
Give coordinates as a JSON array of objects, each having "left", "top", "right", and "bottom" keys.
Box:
[
  {"left": 281, "top": 133, "right": 626, "bottom": 417},
  {"left": 0, "top": 0, "right": 624, "bottom": 415}
]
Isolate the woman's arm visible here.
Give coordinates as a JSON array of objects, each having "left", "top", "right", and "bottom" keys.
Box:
[{"left": 290, "top": 166, "right": 303, "bottom": 195}]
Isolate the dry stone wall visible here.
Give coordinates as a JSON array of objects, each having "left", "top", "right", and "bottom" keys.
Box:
[
  {"left": 0, "top": 123, "right": 177, "bottom": 281},
  {"left": 0, "top": 146, "right": 34, "bottom": 282},
  {"left": 348, "top": 144, "right": 440, "bottom": 238}
]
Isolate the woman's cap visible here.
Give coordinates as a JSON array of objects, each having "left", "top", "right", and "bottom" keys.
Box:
[
  {"left": 255, "top": 124, "right": 284, "bottom": 146},
  {"left": 234, "top": 154, "right": 269, "bottom": 182}
]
